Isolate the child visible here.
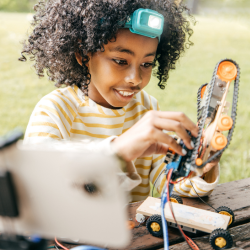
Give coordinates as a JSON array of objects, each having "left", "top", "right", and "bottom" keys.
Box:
[{"left": 20, "top": 0, "right": 219, "bottom": 202}]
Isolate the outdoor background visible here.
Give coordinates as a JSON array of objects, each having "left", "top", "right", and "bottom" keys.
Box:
[{"left": 0, "top": 0, "right": 250, "bottom": 184}]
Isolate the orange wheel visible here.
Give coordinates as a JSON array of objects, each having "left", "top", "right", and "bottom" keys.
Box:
[
  {"left": 211, "top": 134, "right": 227, "bottom": 150},
  {"left": 217, "top": 61, "right": 237, "bottom": 82},
  {"left": 218, "top": 115, "right": 233, "bottom": 131},
  {"left": 200, "top": 85, "right": 206, "bottom": 98},
  {"left": 195, "top": 158, "right": 203, "bottom": 166}
]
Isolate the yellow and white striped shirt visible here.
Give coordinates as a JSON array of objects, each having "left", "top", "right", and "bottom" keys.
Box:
[{"left": 24, "top": 85, "right": 219, "bottom": 202}]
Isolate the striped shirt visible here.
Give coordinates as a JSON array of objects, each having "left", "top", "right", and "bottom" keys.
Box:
[{"left": 24, "top": 85, "right": 219, "bottom": 202}]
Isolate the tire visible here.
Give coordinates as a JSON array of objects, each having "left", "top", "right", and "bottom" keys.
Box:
[
  {"left": 170, "top": 194, "right": 183, "bottom": 204},
  {"left": 216, "top": 206, "right": 235, "bottom": 226},
  {"left": 209, "top": 228, "right": 233, "bottom": 249},
  {"left": 146, "top": 214, "right": 163, "bottom": 237}
]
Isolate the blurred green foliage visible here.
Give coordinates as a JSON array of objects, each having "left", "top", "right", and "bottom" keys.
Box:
[
  {"left": 200, "top": 0, "right": 249, "bottom": 5},
  {"left": 0, "top": 0, "right": 36, "bottom": 12},
  {"left": 198, "top": 0, "right": 250, "bottom": 10}
]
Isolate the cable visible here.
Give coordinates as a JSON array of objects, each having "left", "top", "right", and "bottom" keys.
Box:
[
  {"left": 168, "top": 201, "right": 199, "bottom": 250},
  {"left": 161, "top": 168, "right": 174, "bottom": 250},
  {"left": 190, "top": 181, "right": 218, "bottom": 212},
  {"left": 152, "top": 150, "right": 176, "bottom": 197},
  {"left": 134, "top": 222, "right": 142, "bottom": 228},
  {"left": 170, "top": 171, "right": 193, "bottom": 184},
  {"left": 161, "top": 184, "right": 169, "bottom": 250},
  {"left": 71, "top": 246, "right": 106, "bottom": 250},
  {"left": 55, "top": 238, "right": 69, "bottom": 250},
  {"left": 167, "top": 181, "right": 199, "bottom": 250},
  {"left": 151, "top": 167, "right": 165, "bottom": 197},
  {"left": 55, "top": 238, "right": 106, "bottom": 250},
  {"left": 55, "top": 245, "right": 59, "bottom": 250}
]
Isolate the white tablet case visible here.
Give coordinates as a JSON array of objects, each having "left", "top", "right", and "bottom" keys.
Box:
[{"left": 0, "top": 143, "right": 130, "bottom": 248}]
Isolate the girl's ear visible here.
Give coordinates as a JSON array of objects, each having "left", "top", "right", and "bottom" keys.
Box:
[
  {"left": 75, "top": 52, "right": 83, "bottom": 66},
  {"left": 75, "top": 51, "right": 90, "bottom": 68}
]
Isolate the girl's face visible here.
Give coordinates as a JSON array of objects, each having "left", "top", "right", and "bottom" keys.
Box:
[{"left": 87, "top": 29, "right": 158, "bottom": 108}]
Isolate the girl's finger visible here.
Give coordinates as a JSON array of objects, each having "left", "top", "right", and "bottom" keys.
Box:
[
  {"left": 155, "top": 143, "right": 169, "bottom": 155},
  {"left": 203, "top": 162, "right": 217, "bottom": 174},
  {"left": 152, "top": 128, "right": 186, "bottom": 156},
  {"left": 157, "top": 111, "right": 199, "bottom": 137},
  {"left": 153, "top": 117, "right": 194, "bottom": 150}
]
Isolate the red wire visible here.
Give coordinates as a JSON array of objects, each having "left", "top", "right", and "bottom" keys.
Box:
[
  {"left": 167, "top": 170, "right": 199, "bottom": 250},
  {"left": 166, "top": 169, "right": 173, "bottom": 203},
  {"left": 55, "top": 237, "right": 69, "bottom": 250},
  {"left": 170, "top": 171, "right": 193, "bottom": 184}
]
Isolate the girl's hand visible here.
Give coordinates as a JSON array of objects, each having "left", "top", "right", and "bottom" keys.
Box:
[
  {"left": 202, "top": 153, "right": 221, "bottom": 175},
  {"left": 111, "top": 111, "right": 199, "bottom": 162}
]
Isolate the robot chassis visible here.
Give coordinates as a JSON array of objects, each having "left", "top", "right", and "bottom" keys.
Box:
[{"left": 135, "top": 59, "right": 240, "bottom": 250}]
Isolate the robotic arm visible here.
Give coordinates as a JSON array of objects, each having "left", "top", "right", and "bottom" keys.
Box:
[{"left": 165, "top": 59, "right": 240, "bottom": 181}]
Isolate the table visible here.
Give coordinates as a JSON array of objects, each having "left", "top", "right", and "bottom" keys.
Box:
[{"left": 52, "top": 177, "right": 250, "bottom": 250}]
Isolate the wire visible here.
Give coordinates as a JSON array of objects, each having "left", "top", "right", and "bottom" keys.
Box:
[
  {"left": 151, "top": 150, "right": 176, "bottom": 197},
  {"left": 55, "top": 238, "right": 69, "bottom": 250},
  {"left": 71, "top": 247, "right": 106, "bottom": 250},
  {"left": 151, "top": 167, "right": 166, "bottom": 197},
  {"left": 55, "top": 237, "right": 106, "bottom": 250},
  {"left": 161, "top": 185, "right": 169, "bottom": 250},
  {"left": 134, "top": 222, "right": 142, "bottom": 228},
  {"left": 170, "top": 171, "right": 193, "bottom": 184},
  {"left": 190, "top": 181, "right": 218, "bottom": 212},
  {"left": 169, "top": 201, "right": 199, "bottom": 250},
  {"left": 167, "top": 184, "right": 199, "bottom": 250},
  {"left": 161, "top": 168, "right": 174, "bottom": 250}
]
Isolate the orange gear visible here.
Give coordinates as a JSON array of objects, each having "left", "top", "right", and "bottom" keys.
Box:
[
  {"left": 217, "top": 61, "right": 237, "bottom": 82},
  {"left": 195, "top": 158, "right": 203, "bottom": 166},
  {"left": 211, "top": 134, "right": 227, "bottom": 150},
  {"left": 217, "top": 115, "right": 233, "bottom": 131},
  {"left": 200, "top": 85, "right": 206, "bottom": 98}
]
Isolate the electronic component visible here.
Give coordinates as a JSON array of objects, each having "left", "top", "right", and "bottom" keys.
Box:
[{"left": 124, "top": 8, "right": 164, "bottom": 40}]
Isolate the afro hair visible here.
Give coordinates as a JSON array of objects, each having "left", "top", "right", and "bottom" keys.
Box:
[{"left": 20, "top": 0, "right": 195, "bottom": 95}]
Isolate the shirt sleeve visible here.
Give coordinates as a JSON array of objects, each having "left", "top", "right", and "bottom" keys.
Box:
[
  {"left": 24, "top": 93, "right": 75, "bottom": 144},
  {"left": 24, "top": 95, "right": 141, "bottom": 192},
  {"left": 173, "top": 164, "right": 220, "bottom": 197},
  {"left": 150, "top": 153, "right": 220, "bottom": 197}
]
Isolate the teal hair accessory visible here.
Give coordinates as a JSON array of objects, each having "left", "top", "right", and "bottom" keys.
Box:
[{"left": 124, "top": 8, "right": 164, "bottom": 41}]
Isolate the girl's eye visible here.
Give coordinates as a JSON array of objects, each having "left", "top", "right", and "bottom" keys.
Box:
[
  {"left": 113, "top": 59, "right": 128, "bottom": 65},
  {"left": 142, "top": 62, "right": 154, "bottom": 68}
]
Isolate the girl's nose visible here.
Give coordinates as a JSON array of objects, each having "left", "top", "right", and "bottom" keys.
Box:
[{"left": 124, "top": 65, "right": 142, "bottom": 85}]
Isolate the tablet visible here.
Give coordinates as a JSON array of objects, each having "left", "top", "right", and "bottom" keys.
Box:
[{"left": 0, "top": 142, "right": 130, "bottom": 248}]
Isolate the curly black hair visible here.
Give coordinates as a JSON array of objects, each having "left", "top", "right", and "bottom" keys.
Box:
[{"left": 19, "top": 0, "right": 195, "bottom": 95}]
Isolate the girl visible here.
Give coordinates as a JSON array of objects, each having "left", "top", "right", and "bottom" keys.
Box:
[{"left": 20, "top": 0, "right": 219, "bottom": 202}]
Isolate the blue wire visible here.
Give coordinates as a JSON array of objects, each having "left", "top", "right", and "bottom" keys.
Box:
[
  {"left": 161, "top": 185, "right": 169, "bottom": 250},
  {"left": 71, "top": 246, "right": 105, "bottom": 250},
  {"left": 161, "top": 170, "right": 174, "bottom": 250}
]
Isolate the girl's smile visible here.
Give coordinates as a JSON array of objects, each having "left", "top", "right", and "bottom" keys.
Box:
[{"left": 83, "top": 29, "right": 158, "bottom": 109}]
